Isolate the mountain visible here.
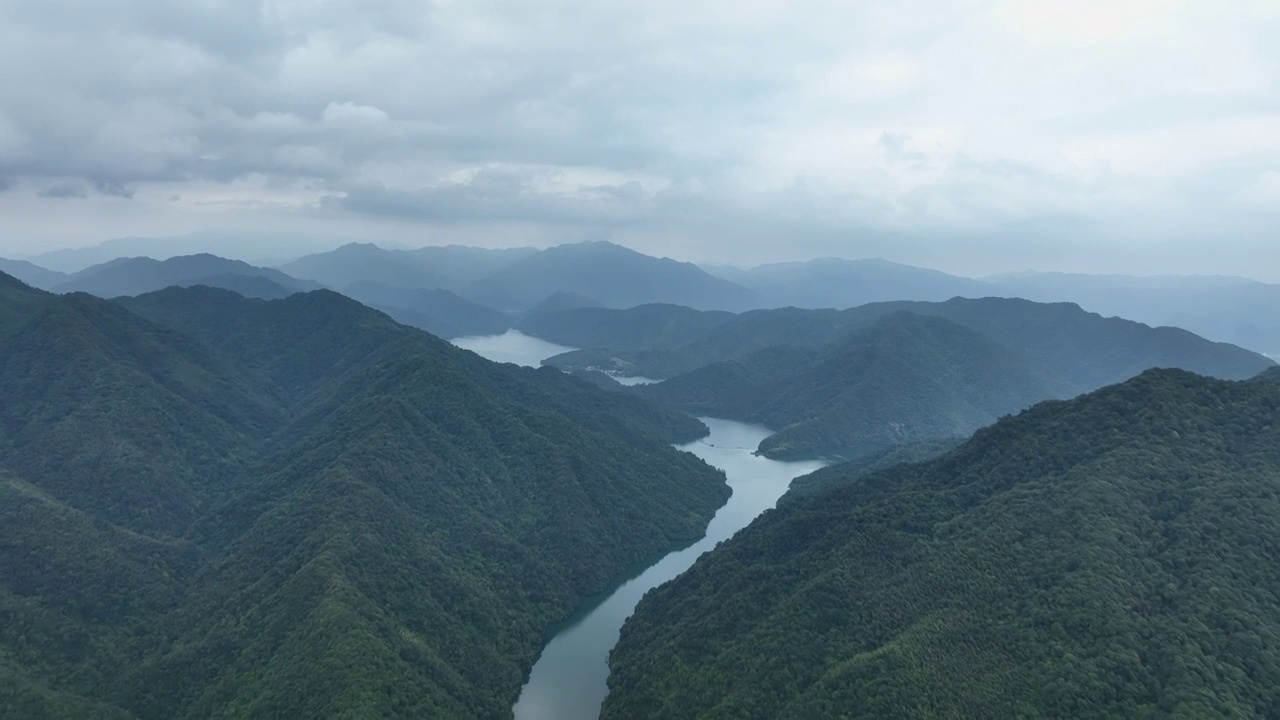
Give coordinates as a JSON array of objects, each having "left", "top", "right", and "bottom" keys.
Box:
[
  {"left": 339, "top": 281, "right": 511, "bottom": 339},
  {"left": 51, "top": 254, "right": 322, "bottom": 298},
  {"left": 639, "top": 312, "right": 1072, "bottom": 459},
  {"left": 728, "top": 257, "right": 990, "bottom": 309},
  {"left": 0, "top": 270, "right": 53, "bottom": 332},
  {"left": 540, "top": 305, "right": 862, "bottom": 378},
  {"left": 606, "top": 369, "right": 1280, "bottom": 719},
  {"left": 25, "top": 233, "right": 352, "bottom": 273},
  {"left": 987, "top": 271, "right": 1280, "bottom": 356},
  {"left": 847, "top": 297, "right": 1275, "bottom": 393},
  {"left": 0, "top": 277, "right": 729, "bottom": 718},
  {"left": 280, "top": 243, "right": 537, "bottom": 292},
  {"left": 541, "top": 298, "right": 1275, "bottom": 389},
  {"left": 519, "top": 303, "right": 736, "bottom": 351},
  {"left": 0, "top": 257, "right": 68, "bottom": 290},
  {"left": 522, "top": 290, "right": 603, "bottom": 316},
  {"left": 467, "top": 241, "right": 758, "bottom": 312}
]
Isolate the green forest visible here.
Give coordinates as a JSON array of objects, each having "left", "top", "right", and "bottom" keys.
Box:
[
  {"left": 534, "top": 298, "right": 1273, "bottom": 460},
  {"left": 0, "top": 274, "right": 729, "bottom": 718},
  {"left": 605, "top": 368, "right": 1280, "bottom": 719}
]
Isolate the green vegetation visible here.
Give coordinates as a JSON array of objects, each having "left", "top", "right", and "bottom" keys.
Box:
[
  {"left": 639, "top": 313, "right": 1071, "bottom": 460},
  {"left": 782, "top": 435, "right": 963, "bottom": 502},
  {"left": 0, "top": 274, "right": 727, "bottom": 718},
  {"left": 539, "top": 298, "right": 1273, "bottom": 386},
  {"left": 537, "top": 298, "right": 1273, "bottom": 459},
  {"left": 605, "top": 369, "right": 1280, "bottom": 719}
]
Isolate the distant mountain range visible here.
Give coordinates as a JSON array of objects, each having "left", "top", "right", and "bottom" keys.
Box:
[
  {"left": 279, "top": 243, "right": 538, "bottom": 293},
  {"left": 10, "top": 240, "right": 1280, "bottom": 353},
  {"left": 532, "top": 298, "right": 1274, "bottom": 459},
  {"left": 0, "top": 270, "right": 727, "bottom": 717},
  {"left": 709, "top": 261, "right": 1280, "bottom": 355},
  {"left": 0, "top": 257, "right": 69, "bottom": 289},
  {"left": 50, "top": 254, "right": 323, "bottom": 298},
  {"left": 706, "top": 257, "right": 991, "bottom": 309},
  {"left": 606, "top": 367, "right": 1280, "bottom": 718},
  {"left": 284, "top": 240, "right": 758, "bottom": 313}
]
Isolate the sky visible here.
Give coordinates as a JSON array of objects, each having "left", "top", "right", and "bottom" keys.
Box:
[{"left": 0, "top": 0, "right": 1278, "bottom": 276}]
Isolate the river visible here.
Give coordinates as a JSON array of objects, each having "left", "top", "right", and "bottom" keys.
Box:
[
  {"left": 513, "top": 418, "right": 827, "bottom": 720},
  {"left": 451, "top": 331, "right": 824, "bottom": 719}
]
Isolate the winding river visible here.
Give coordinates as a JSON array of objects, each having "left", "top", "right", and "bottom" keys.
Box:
[
  {"left": 514, "top": 419, "right": 827, "bottom": 719},
  {"left": 450, "top": 331, "right": 826, "bottom": 719}
]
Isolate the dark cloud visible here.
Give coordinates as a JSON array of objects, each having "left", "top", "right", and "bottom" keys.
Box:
[{"left": 38, "top": 182, "right": 89, "bottom": 199}]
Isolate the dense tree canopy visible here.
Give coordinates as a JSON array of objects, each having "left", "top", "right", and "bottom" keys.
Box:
[
  {"left": 0, "top": 273, "right": 728, "bottom": 719},
  {"left": 605, "top": 369, "right": 1280, "bottom": 719}
]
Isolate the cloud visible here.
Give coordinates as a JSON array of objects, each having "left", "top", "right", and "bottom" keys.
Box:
[
  {"left": 38, "top": 182, "right": 89, "bottom": 199},
  {"left": 0, "top": 0, "right": 1278, "bottom": 273}
]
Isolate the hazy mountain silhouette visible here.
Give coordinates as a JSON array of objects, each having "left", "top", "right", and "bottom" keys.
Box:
[{"left": 52, "top": 254, "right": 321, "bottom": 298}]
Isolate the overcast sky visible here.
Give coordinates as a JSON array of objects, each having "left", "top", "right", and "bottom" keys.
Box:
[{"left": 0, "top": 0, "right": 1277, "bottom": 276}]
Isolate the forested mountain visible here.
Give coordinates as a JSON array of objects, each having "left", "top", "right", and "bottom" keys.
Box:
[
  {"left": 606, "top": 369, "right": 1280, "bottom": 719},
  {"left": 0, "top": 257, "right": 68, "bottom": 290},
  {"left": 711, "top": 257, "right": 990, "bottom": 309},
  {"left": 469, "top": 241, "right": 758, "bottom": 312},
  {"left": 340, "top": 281, "right": 511, "bottom": 339},
  {"left": 847, "top": 297, "right": 1272, "bottom": 392},
  {"left": 537, "top": 298, "right": 1272, "bottom": 459},
  {"left": 986, "top": 271, "right": 1280, "bottom": 356},
  {"left": 0, "top": 272, "right": 729, "bottom": 718},
  {"left": 51, "top": 254, "right": 322, "bottom": 298},
  {"left": 639, "top": 313, "right": 1071, "bottom": 459},
  {"left": 541, "top": 298, "right": 1272, "bottom": 388}
]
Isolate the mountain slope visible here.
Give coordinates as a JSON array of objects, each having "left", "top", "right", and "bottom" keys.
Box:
[
  {"left": 640, "top": 313, "right": 1071, "bottom": 459},
  {"left": 543, "top": 298, "right": 1275, "bottom": 388},
  {"left": 606, "top": 369, "right": 1280, "bottom": 718},
  {"left": 0, "top": 258, "right": 68, "bottom": 290},
  {"left": 846, "top": 297, "right": 1274, "bottom": 393},
  {"left": 0, "top": 286, "right": 729, "bottom": 718},
  {"left": 0, "top": 292, "right": 284, "bottom": 535},
  {"left": 340, "top": 281, "right": 511, "bottom": 339},
  {"left": 987, "top": 271, "right": 1280, "bottom": 356},
  {"left": 467, "top": 241, "right": 758, "bottom": 312},
  {"left": 52, "top": 254, "right": 322, "bottom": 298}
]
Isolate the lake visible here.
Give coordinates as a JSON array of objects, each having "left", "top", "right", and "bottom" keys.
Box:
[
  {"left": 512, "top": 418, "right": 827, "bottom": 720},
  {"left": 451, "top": 329, "right": 575, "bottom": 367},
  {"left": 451, "top": 331, "right": 659, "bottom": 386}
]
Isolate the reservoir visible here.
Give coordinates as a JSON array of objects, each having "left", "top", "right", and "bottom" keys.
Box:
[
  {"left": 512, "top": 418, "right": 827, "bottom": 720},
  {"left": 452, "top": 329, "right": 575, "bottom": 367}
]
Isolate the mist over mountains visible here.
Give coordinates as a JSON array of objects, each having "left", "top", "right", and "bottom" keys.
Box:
[
  {"left": 4, "top": 233, "right": 1280, "bottom": 718},
  {"left": 11, "top": 237, "right": 1279, "bottom": 355}
]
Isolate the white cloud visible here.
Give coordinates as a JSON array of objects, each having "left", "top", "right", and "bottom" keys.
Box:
[
  {"left": 0, "top": 0, "right": 1277, "bottom": 274},
  {"left": 320, "top": 101, "right": 390, "bottom": 128}
]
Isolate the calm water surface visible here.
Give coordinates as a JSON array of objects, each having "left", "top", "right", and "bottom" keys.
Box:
[
  {"left": 513, "top": 418, "right": 827, "bottom": 720},
  {"left": 451, "top": 330, "right": 575, "bottom": 367}
]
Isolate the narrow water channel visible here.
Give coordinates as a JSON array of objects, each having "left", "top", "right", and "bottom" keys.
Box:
[{"left": 513, "top": 418, "right": 828, "bottom": 720}]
